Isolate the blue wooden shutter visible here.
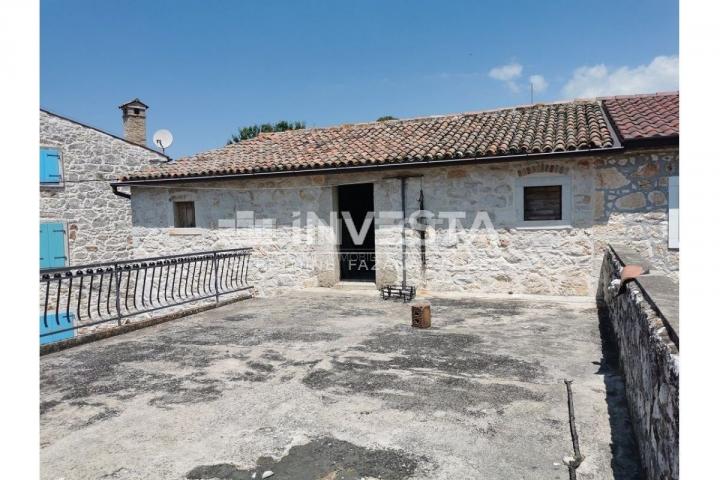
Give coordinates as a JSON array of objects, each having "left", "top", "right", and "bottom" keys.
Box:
[
  {"left": 40, "top": 313, "right": 75, "bottom": 345},
  {"left": 40, "top": 222, "right": 67, "bottom": 269},
  {"left": 40, "top": 148, "right": 62, "bottom": 184}
]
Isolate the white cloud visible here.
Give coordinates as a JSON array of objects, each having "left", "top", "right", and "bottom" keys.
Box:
[
  {"left": 489, "top": 62, "right": 523, "bottom": 81},
  {"left": 489, "top": 63, "right": 524, "bottom": 93},
  {"left": 561, "top": 55, "right": 678, "bottom": 98},
  {"left": 529, "top": 74, "right": 548, "bottom": 93}
]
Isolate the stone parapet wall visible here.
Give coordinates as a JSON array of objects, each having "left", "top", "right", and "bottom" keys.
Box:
[
  {"left": 597, "top": 246, "right": 679, "bottom": 479},
  {"left": 40, "top": 111, "right": 166, "bottom": 265}
]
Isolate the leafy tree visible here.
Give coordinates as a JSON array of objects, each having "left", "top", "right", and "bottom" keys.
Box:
[
  {"left": 376, "top": 115, "right": 398, "bottom": 122},
  {"left": 227, "top": 121, "right": 305, "bottom": 144}
]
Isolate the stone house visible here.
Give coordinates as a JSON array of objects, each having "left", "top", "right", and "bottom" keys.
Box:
[
  {"left": 116, "top": 92, "right": 679, "bottom": 296},
  {"left": 40, "top": 99, "right": 167, "bottom": 268}
]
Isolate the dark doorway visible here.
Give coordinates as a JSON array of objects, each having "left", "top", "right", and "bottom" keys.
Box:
[{"left": 337, "top": 183, "right": 376, "bottom": 282}]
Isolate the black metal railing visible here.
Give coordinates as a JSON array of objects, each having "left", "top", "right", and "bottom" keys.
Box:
[{"left": 40, "top": 248, "right": 253, "bottom": 342}]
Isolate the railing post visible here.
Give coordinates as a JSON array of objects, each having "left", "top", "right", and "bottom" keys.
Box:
[
  {"left": 114, "top": 263, "right": 122, "bottom": 326},
  {"left": 213, "top": 252, "right": 219, "bottom": 304}
]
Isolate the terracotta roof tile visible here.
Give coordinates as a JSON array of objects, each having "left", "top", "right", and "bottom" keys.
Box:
[
  {"left": 602, "top": 92, "right": 678, "bottom": 142},
  {"left": 124, "top": 100, "right": 618, "bottom": 181}
]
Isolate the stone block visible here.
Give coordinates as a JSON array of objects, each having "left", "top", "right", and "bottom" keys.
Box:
[
  {"left": 648, "top": 191, "right": 667, "bottom": 206},
  {"left": 637, "top": 179, "right": 654, "bottom": 190},
  {"left": 636, "top": 162, "right": 659, "bottom": 177},
  {"left": 616, "top": 192, "right": 647, "bottom": 210},
  {"left": 597, "top": 167, "right": 630, "bottom": 189}
]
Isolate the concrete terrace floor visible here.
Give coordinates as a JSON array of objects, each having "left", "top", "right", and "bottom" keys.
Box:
[{"left": 40, "top": 289, "right": 642, "bottom": 480}]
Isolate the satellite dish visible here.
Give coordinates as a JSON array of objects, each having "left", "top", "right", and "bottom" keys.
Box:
[{"left": 152, "top": 129, "right": 174, "bottom": 152}]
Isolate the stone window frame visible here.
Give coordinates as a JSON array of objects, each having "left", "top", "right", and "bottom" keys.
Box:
[
  {"left": 39, "top": 143, "right": 66, "bottom": 189},
  {"left": 168, "top": 190, "right": 202, "bottom": 235},
  {"left": 514, "top": 174, "right": 573, "bottom": 229}
]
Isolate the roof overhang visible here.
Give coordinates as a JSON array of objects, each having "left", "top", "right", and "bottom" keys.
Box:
[
  {"left": 113, "top": 145, "right": 626, "bottom": 187},
  {"left": 621, "top": 135, "right": 679, "bottom": 149}
]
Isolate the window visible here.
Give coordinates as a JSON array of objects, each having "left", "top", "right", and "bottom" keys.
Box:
[
  {"left": 174, "top": 201, "right": 196, "bottom": 228},
  {"left": 515, "top": 175, "right": 572, "bottom": 227},
  {"left": 523, "top": 185, "right": 562, "bottom": 221},
  {"left": 40, "top": 147, "right": 62, "bottom": 185},
  {"left": 668, "top": 176, "right": 678, "bottom": 249},
  {"left": 40, "top": 222, "right": 68, "bottom": 269}
]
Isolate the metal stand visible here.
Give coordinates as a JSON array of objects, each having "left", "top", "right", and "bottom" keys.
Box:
[{"left": 379, "top": 285, "right": 416, "bottom": 302}]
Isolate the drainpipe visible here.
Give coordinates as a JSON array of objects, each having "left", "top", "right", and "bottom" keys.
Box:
[
  {"left": 386, "top": 174, "right": 424, "bottom": 289},
  {"left": 111, "top": 184, "right": 131, "bottom": 200},
  {"left": 400, "top": 176, "right": 407, "bottom": 289},
  {"left": 388, "top": 174, "right": 423, "bottom": 288}
]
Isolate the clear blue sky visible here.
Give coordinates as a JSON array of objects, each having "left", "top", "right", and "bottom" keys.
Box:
[{"left": 41, "top": 0, "right": 678, "bottom": 158}]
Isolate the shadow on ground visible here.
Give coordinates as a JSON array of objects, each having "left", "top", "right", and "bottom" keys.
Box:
[
  {"left": 595, "top": 299, "right": 645, "bottom": 480},
  {"left": 187, "top": 437, "right": 425, "bottom": 480}
]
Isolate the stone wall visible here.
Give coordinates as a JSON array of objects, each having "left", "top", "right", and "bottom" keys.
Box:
[
  {"left": 40, "top": 110, "right": 167, "bottom": 265},
  {"left": 129, "top": 147, "right": 678, "bottom": 296},
  {"left": 597, "top": 246, "right": 679, "bottom": 480},
  {"left": 592, "top": 149, "right": 679, "bottom": 280}
]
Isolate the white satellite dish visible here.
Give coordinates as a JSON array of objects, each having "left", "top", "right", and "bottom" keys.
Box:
[{"left": 152, "top": 129, "right": 174, "bottom": 152}]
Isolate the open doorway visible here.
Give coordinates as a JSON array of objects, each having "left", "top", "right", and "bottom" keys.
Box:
[{"left": 337, "top": 183, "right": 376, "bottom": 282}]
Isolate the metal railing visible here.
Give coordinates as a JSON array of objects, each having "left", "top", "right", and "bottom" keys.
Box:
[{"left": 40, "top": 248, "right": 253, "bottom": 342}]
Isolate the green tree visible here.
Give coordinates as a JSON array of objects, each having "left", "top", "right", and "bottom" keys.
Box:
[
  {"left": 227, "top": 121, "right": 305, "bottom": 144},
  {"left": 376, "top": 115, "right": 398, "bottom": 122}
]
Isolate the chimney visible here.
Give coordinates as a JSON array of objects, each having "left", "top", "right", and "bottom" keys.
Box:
[{"left": 119, "top": 98, "right": 148, "bottom": 145}]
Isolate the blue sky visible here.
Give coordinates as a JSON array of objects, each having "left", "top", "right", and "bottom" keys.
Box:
[{"left": 41, "top": 0, "right": 678, "bottom": 158}]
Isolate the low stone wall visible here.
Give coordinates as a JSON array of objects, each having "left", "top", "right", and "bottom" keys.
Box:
[{"left": 597, "top": 245, "right": 679, "bottom": 480}]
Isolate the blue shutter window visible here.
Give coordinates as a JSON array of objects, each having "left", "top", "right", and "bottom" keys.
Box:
[
  {"left": 40, "top": 222, "right": 68, "bottom": 269},
  {"left": 40, "top": 147, "right": 62, "bottom": 184}
]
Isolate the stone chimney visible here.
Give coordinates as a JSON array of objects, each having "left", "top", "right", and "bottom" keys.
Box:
[{"left": 119, "top": 98, "right": 148, "bottom": 145}]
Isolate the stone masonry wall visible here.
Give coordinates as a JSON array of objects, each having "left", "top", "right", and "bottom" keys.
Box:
[
  {"left": 130, "top": 147, "right": 678, "bottom": 297},
  {"left": 40, "top": 110, "right": 167, "bottom": 265},
  {"left": 597, "top": 246, "right": 679, "bottom": 480},
  {"left": 592, "top": 149, "right": 679, "bottom": 281}
]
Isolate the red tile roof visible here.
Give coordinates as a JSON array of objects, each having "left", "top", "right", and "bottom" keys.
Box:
[
  {"left": 123, "top": 100, "right": 616, "bottom": 181},
  {"left": 602, "top": 92, "right": 679, "bottom": 142},
  {"left": 121, "top": 92, "right": 678, "bottom": 182}
]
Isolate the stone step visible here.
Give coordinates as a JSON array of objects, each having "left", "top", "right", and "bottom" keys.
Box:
[{"left": 333, "top": 281, "right": 378, "bottom": 291}]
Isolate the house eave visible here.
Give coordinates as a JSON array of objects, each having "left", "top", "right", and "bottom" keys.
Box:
[
  {"left": 622, "top": 135, "right": 679, "bottom": 150},
  {"left": 112, "top": 145, "right": 626, "bottom": 187}
]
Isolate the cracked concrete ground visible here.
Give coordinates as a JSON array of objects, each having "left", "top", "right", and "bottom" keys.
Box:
[{"left": 40, "top": 289, "right": 642, "bottom": 480}]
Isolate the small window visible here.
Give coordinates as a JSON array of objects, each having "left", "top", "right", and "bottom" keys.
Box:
[
  {"left": 515, "top": 175, "right": 572, "bottom": 227},
  {"left": 523, "top": 185, "right": 562, "bottom": 221},
  {"left": 40, "top": 147, "right": 62, "bottom": 184},
  {"left": 174, "top": 201, "right": 196, "bottom": 228}
]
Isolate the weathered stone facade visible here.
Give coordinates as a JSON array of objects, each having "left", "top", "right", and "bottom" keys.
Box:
[
  {"left": 129, "top": 147, "right": 678, "bottom": 296},
  {"left": 40, "top": 110, "right": 167, "bottom": 265},
  {"left": 597, "top": 246, "right": 679, "bottom": 479}
]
